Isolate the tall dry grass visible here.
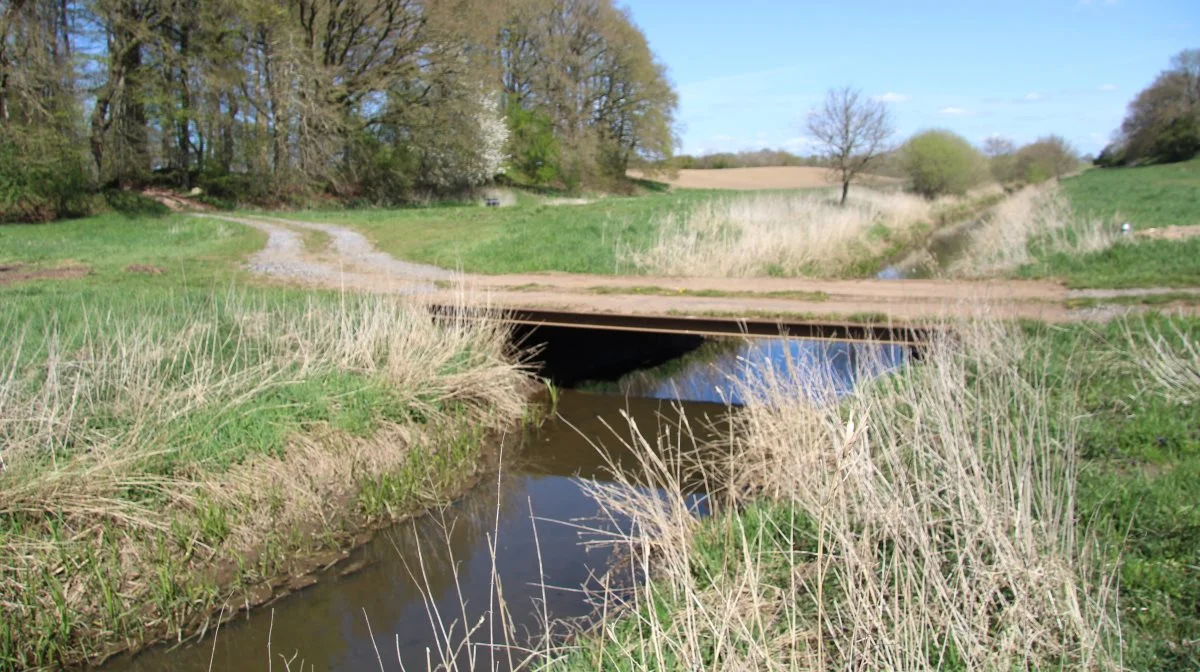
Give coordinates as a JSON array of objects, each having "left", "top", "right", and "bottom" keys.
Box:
[
  {"left": 0, "top": 290, "right": 529, "bottom": 669},
  {"left": 564, "top": 319, "right": 1121, "bottom": 670},
  {"left": 621, "top": 187, "right": 1001, "bottom": 277},
  {"left": 949, "top": 185, "right": 1119, "bottom": 277},
  {"left": 1120, "top": 316, "right": 1200, "bottom": 405}
]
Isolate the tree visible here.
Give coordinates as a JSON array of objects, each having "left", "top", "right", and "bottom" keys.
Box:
[
  {"left": 1014, "top": 135, "right": 1078, "bottom": 183},
  {"left": 506, "top": 103, "right": 560, "bottom": 185},
  {"left": 1151, "top": 114, "right": 1200, "bottom": 163},
  {"left": 499, "top": 0, "right": 677, "bottom": 188},
  {"left": 901, "top": 130, "right": 986, "bottom": 198},
  {"left": 0, "top": 0, "right": 90, "bottom": 222},
  {"left": 982, "top": 135, "right": 1019, "bottom": 184},
  {"left": 1116, "top": 49, "right": 1200, "bottom": 165},
  {"left": 1, "top": 0, "right": 678, "bottom": 214},
  {"left": 1094, "top": 141, "right": 1126, "bottom": 168},
  {"left": 806, "top": 86, "right": 893, "bottom": 205}
]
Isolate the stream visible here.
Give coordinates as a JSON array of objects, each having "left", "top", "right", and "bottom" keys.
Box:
[
  {"left": 98, "top": 337, "right": 906, "bottom": 671},
  {"left": 877, "top": 214, "right": 988, "bottom": 280}
]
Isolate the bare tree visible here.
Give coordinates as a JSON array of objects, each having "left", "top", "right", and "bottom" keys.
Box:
[
  {"left": 983, "top": 135, "right": 1016, "bottom": 158},
  {"left": 806, "top": 86, "right": 893, "bottom": 205}
]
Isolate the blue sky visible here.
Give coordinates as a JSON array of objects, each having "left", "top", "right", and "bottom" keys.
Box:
[{"left": 622, "top": 0, "right": 1197, "bottom": 156}]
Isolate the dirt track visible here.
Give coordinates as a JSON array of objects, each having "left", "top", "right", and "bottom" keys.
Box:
[{"left": 201, "top": 214, "right": 1200, "bottom": 324}]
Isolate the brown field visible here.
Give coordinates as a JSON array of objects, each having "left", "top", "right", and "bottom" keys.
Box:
[{"left": 628, "top": 166, "right": 900, "bottom": 190}]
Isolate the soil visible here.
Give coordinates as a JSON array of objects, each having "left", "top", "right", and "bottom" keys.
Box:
[
  {"left": 627, "top": 166, "right": 900, "bottom": 190},
  {"left": 140, "top": 188, "right": 214, "bottom": 212},
  {"left": 125, "top": 264, "right": 164, "bottom": 275},
  {"left": 1136, "top": 224, "right": 1200, "bottom": 241},
  {"left": 0, "top": 262, "right": 90, "bottom": 285},
  {"left": 198, "top": 214, "right": 1200, "bottom": 324}
]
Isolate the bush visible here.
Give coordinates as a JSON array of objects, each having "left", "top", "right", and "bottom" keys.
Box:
[
  {"left": 101, "top": 189, "right": 171, "bottom": 217},
  {"left": 0, "top": 130, "right": 93, "bottom": 223},
  {"left": 900, "top": 130, "right": 986, "bottom": 198},
  {"left": 1151, "top": 115, "right": 1200, "bottom": 163},
  {"left": 505, "top": 104, "right": 560, "bottom": 186},
  {"left": 1094, "top": 143, "right": 1127, "bottom": 168},
  {"left": 1014, "top": 136, "right": 1078, "bottom": 183}
]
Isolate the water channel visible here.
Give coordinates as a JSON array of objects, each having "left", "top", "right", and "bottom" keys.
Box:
[
  {"left": 877, "top": 214, "right": 988, "bottom": 280},
  {"left": 99, "top": 334, "right": 907, "bottom": 671}
]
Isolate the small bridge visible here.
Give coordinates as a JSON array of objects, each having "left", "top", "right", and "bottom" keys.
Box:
[{"left": 434, "top": 305, "right": 934, "bottom": 346}]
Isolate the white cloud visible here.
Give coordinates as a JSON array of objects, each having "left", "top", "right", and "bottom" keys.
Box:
[
  {"left": 1024, "top": 92, "right": 1042, "bottom": 101},
  {"left": 1098, "top": 83, "right": 1118, "bottom": 91},
  {"left": 875, "top": 92, "right": 911, "bottom": 103},
  {"left": 938, "top": 107, "right": 969, "bottom": 116}
]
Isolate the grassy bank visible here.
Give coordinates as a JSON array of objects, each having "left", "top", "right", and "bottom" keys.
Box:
[
  {"left": 269, "top": 190, "right": 715, "bottom": 275},
  {"left": 546, "top": 314, "right": 1199, "bottom": 670},
  {"left": 0, "top": 213, "right": 531, "bottom": 669},
  {"left": 953, "top": 159, "right": 1200, "bottom": 288},
  {"left": 1039, "top": 159, "right": 1200, "bottom": 288},
  {"left": 0, "top": 289, "right": 529, "bottom": 670},
  {"left": 271, "top": 186, "right": 1001, "bottom": 279},
  {"left": 0, "top": 212, "right": 263, "bottom": 289}
]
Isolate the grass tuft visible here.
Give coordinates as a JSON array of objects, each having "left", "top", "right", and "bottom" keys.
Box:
[{"left": 0, "top": 288, "right": 529, "bottom": 670}]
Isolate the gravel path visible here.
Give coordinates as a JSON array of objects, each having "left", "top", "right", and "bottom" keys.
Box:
[
  {"left": 196, "top": 214, "right": 441, "bottom": 292},
  {"left": 254, "top": 216, "right": 456, "bottom": 280},
  {"left": 198, "top": 214, "right": 335, "bottom": 281}
]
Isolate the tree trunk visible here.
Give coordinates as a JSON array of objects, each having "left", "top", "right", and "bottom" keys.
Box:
[
  {"left": 840, "top": 179, "right": 849, "bottom": 206},
  {"left": 220, "top": 92, "right": 236, "bottom": 173}
]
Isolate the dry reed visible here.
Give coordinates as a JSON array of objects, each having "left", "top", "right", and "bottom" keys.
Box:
[
  {"left": 567, "top": 319, "right": 1121, "bottom": 670},
  {"left": 0, "top": 290, "right": 529, "bottom": 669},
  {"left": 624, "top": 189, "right": 943, "bottom": 277},
  {"left": 949, "top": 185, "right": 1119, "bottom": 276},
  {"left": 1120, "top": 316, "right": 1200, "bottom": 404}
]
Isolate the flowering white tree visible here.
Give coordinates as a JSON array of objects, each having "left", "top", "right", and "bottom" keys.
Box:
[{"left": 417, "top": 92, "right": 509, "bottom": 189}]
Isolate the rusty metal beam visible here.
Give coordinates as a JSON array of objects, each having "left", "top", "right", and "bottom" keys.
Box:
[{"left": 432, "top": 305, "right": 935, "bottom": 345}]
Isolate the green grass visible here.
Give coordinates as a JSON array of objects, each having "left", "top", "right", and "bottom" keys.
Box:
[
  {"left": 0, "top": 211, "right": 262, "bottom": 288},
  {"left": 268, "top": 190, "right": 722, "bottom": 275},
  {"left": 1025, "top": 159, "right": 1200, "bottom": 288},
  {"left": 1028, "top": 316, "right": 1200, "bottom": 670},
  {"left": 268, "top": 185, "right": 1003, "bottom": 279},
  {"left": 0, "top": 213, "right": 526, "bottom": 669}
]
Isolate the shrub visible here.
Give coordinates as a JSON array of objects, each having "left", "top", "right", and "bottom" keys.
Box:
[
  {"left": 1151, "top": 115, "right": 1200, "bottom": 163},
  {"left": 0, "top": 129, "right": 93, "bottom": 223},
  {"left": 505, "top": 104, "right": 560, "bottom": 186},
  {"left": 1094, "top": 143, "right": 1127, "bottom": 168},
  {"left": 1014, "top": 135, "right": 1079, "bottom": 183},
  {"left": 900, "top": 130, "right": 986, "bottom": 198}
]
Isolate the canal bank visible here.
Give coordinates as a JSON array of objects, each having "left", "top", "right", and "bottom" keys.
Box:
[{"left": 97, "top": 334, "right": 907, "bottom": 671}]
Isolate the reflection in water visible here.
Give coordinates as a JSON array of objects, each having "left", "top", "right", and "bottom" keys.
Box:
[
  {"left": 100, "top": 338, "right": 898, "bottom": 672},
  {"left": 617, "top": 338, "right": 908, "bottom": 405},
  {"left": 101, "top": 394, "right": 724, "bottom": 672}
]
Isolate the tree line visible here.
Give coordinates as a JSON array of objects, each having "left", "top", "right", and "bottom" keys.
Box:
[
  {"left": 672, "top": 149, "right": 826, "bottom": 170},
  {"left": 1096, "top": 48, "right": 1199, "bottom": 167},
  {"left": 674, "top": 86, "right": 1079, "bottom": 203},
  {"left": 0, "top": 0, "right": 677, "bottom": 222}
]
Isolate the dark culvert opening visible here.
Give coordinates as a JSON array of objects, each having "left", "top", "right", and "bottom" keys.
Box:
[{"left": 512, "top": 323, "right": 706, "bottom": 387}]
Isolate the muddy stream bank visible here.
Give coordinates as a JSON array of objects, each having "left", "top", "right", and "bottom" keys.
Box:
[{"left": 99, "top": 332, "right": 907, "bottom": 671}]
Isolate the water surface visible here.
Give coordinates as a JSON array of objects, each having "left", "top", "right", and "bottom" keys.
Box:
[{"left": 100, "top": 336, "right": 905, "bottom": 671}]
